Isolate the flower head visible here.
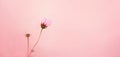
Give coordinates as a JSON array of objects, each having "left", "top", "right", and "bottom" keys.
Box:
[
  {"left": 25, "top": 33, "right": 30, "bottom": 38},
  {"left": 41, "top": 18, "right": 51, "bottom": 29}
]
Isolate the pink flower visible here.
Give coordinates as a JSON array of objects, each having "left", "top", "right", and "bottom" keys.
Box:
[{"left": 41, "top": 18, "right": 51, "bottom": 29}]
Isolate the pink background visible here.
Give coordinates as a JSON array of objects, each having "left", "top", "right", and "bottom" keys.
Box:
[{"left": 0, "top": 0, "right": 120, "bottom": 57}]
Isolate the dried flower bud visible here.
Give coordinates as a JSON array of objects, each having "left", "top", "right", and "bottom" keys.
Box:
[{"left": 25, "top": 33, "right": 30, "bottom": 37}]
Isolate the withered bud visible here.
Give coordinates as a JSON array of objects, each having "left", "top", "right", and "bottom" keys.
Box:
[{"left": 25, "top": 33, "right": 30, "bottom": 38}]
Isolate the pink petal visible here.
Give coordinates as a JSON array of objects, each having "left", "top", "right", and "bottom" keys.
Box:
[{"left": 41, "top": 17, "right": 52, "bottom": 26}]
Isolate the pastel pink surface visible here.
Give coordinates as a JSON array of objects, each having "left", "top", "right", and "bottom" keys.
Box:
[{"left": 0, "top": 0, "right": 120, "bottom": 57}]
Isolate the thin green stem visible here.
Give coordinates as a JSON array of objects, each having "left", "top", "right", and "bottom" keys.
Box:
[
  {"left": 29, "top": 29, "right": 43, "bottom": 56},
  {"left": 27, "top": 37, "right": 29, "bottom": 57}
]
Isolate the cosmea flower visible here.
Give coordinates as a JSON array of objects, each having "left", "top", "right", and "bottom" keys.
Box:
[
  {"left": 41, "top": 18, "right": 51, "bottom": 29},
  {"left": 28, "top": 17, "right": 51, "bottom": 57}
]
